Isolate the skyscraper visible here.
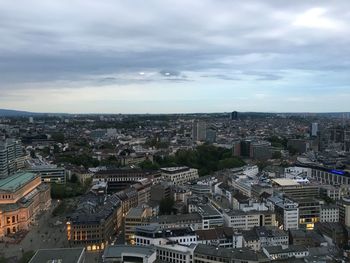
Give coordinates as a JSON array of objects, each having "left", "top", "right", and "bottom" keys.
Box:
[
  {"left": 192, "top": 121, "right": 207, "bottom": 142},
  {"left": 310, "top": 123, "right": 319, "bottom": 137},
  {"left": 231, "top": 111, "right": 238, "bottom": 120}
]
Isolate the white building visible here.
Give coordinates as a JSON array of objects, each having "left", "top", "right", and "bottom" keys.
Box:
[
  {"left": 103, "top": 245, "right": 157, "bottom": 263},
  {"left": 223, "top": 210, "right": 276, "bottom": 230},
  {"left": 320, "top": 205, "right": 339, "bottom": 223},
  {"left": 155, "top": 243, "right": 196, "bottom": 263},
  {"left": 135, "top": 225, "right": 197, "bottom": 246},
  {"left": 161, "top": 167, "right": 199, "bottom": 185},
  {"left": 268, "top": 196, "right": 299, "bottom": 230}
]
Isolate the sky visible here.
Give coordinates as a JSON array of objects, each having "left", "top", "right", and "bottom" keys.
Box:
[{"left": 0, "top": 0, "right": 350, "bottom": 113}]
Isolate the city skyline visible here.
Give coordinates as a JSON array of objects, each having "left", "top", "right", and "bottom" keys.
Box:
[{"left": 1, "top": 1, "right": 350, "bottom": 113}]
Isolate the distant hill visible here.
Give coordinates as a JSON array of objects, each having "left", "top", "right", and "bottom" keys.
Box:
[{"left": 0, "top": 109, "right": 39, "bottom": 116}]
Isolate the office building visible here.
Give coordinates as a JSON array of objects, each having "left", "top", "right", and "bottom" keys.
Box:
[
  {"left": 0, "top": 139, "right": 24, "bottom": 179},
  {"left": 320, "top": 205, "right": 339, "bottom": 223},
  {"left": 267, "top": 196, "right": 299, "bottom": 230},
  {"left": 310, "top": 123, "right": 319, "bottom": 137},
  {"left": 337, "top": 197, "right": 350, "bottom": 227},
  {"left": 250, "top": 141, "right": 272, "bottom": 160},
  {"left": 231, "top": 111, "right": 238, "bottom": 120},
  {"left": 292, "top": 198, "right": 320, "bottom": 230},
  {"left": 156, "top": 243, "right": 195, "bottom": 263},
  {"left": 161, "top": 167, "right": 199, "bottom": 185},
  {"left": 223, "top": 210, "right": 276, "bottom": 230},
  {"left": 135, "top": 225, "right": 197, "bottom": 246},
  {"left": 27, "top": 165, "right": 66, "bottom": 184},
  {"left": 262, "top": 245, "right": 309, "bottom": 260},
  {"left": 192, "top": 121, "right": 206, "bottom": 142},
  {"left": 0, "top": 172, "right": 51, "bottom": 237}
]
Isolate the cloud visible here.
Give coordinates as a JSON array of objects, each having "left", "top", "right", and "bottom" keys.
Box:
[{"left": 0, "top": 0, "right": 349, "bottom": 112}]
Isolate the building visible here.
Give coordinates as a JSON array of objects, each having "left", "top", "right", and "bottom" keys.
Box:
[
  {"left": 231, "top": 111, "right": 238, "bottom": 120},
  {"left": 292, "top": 198, "right": 320, "bottom": 230},
  {"left": 194, "top": 244, "right": 269, "bottom": 263},
  {"left": 156, "top": 243, "right": 196, "bottom": 263},
  {"left": 267, "top": 196, "right": 299, "bottom": 230},
  {"left": 287, "top": 139, "right": 311, "bottom": 154},
  {"left": 337, "top": 197, "right": 350, "bottom": 227},
  {"left": 262, "top": 245, "right": 309, "bottom": 260},
  {"left": 223, "top": 210, "right": 276, "bottom": 230},
  {"left": 314, "top": 222, "right": 349, "bottom": 247},
  {"left": 116, "top": 187, "right": 138, "bottom": 216},
  {"left": 310, "top": 123, "right": 319, "bottom": 137},
  {"left": 0, "top": 172, "right": 51, "bottom": 237},
  {"left": 124, "top": 207, "right": 153, "bottom": 245},
  {"left": 93, "top": 169, "right": 161, "bottom": 192},
  {"left": 196, "top": 227, "right": 243, "bottom": 248},
  {"left": 150, "top": 182, "right": 172, "bottom": 202},
  {"left": 103, "top": 245, "right": 156, "bottom": 263},
  {"left": 150, "top": 213, "right": 203, "bottom": 230},
  {"left": 250, "top": 141, "right": 272, "bottom": 160},
  {"left": 27, "top": 165, "right": 66, "bottom": 184},
  {"left": 289, "top": 229, "right": 327, "bottom": 247},
  {"left": 320, "top": 205, "right": 339, "bottom": 223},
  {"left": 271, "top": 178, "right": 320, "bottom": 199},
  {"left": 29, "top": 248, "right": 85, "bottom": 263},
  {"left": 308, "top": 166, "right": 350, "bottom": 185},
  {"left": 135, "top": 225, "right": 197, "bottom": 246},
  {"left": 0, "top": 139, "right": 24, "bottom": 179},
  {"left": 192, "top": 121, "right": 207, "bottom": 142},
  {"left": 161, "top": 167, "right": 199, "bottom": 185},
  {"left": 243, "top": 226, "right": 289, "bottom": 251},
  {"left": 66, "top": 193, "right": 122, "bottom": 251}
]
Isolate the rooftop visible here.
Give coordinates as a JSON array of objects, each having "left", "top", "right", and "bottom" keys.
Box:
[
  {"left": 0, "top": 172, "right": 37, "bottom": 193},
  {"left": 103, "top": 245, "right": 155, "bottom": 259},
  {"left": 29, "top": 248, "right": 85, "bottom": 263}
]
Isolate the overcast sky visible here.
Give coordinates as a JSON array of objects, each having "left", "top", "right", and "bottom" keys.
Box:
[{"left": 1, "top": 0, "right": 350, "bottom": 113}]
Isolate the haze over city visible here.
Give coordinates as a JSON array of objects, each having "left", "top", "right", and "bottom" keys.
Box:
[{"left": 1, "top": 0, "right": 350, "bottom": 113}]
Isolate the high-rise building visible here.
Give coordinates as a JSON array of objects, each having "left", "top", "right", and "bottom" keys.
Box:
[
  {"left": 192, "top": 121, "right": 206, "bottom": 142},
  {"left": 0, "top": 139, "right": 24, "bottom": 179},
  {"left": 310, "top": 123, "right": 319, "bottom": 137},
  {"left": 231, "top": 111, "right": 238, "bottom": 120}
]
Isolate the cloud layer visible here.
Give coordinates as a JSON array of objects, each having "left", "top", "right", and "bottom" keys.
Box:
[{"left": 0, "top": 0, "right": 350, "bottom": 113}]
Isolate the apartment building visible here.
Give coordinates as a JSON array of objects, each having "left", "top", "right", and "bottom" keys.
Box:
[{"left": 161, "top": 167, "right": 199, "bottom": 185}]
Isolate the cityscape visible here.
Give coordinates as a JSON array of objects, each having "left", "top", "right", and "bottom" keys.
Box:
[{"left": 1, "top": 1, "right": 350, "bottom": 263}]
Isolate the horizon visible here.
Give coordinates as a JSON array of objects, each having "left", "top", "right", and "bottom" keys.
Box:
[
  {"left": 1, "top": 108, "right": 350, "bottom": 116},
  {"left": 1, "top": 1, "right": 350, "bottom": 112}
]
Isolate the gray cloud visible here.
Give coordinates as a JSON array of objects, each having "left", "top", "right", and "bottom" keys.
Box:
[{"left": 0, "top": 0, "right": 350, "bottom": 113}]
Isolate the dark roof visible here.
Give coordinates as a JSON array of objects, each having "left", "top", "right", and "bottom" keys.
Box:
[{"left": 194, "top": 244, "right": 268, "bottom": 261}]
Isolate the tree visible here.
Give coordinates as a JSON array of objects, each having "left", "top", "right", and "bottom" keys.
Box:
[
  {"left": 139, "top": 160, "right": 159, "bottom": 170},
  {"left": 159, "top": 197, "right": 175, "bottom": 215}
]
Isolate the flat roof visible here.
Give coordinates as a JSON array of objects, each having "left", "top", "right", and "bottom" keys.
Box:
[
  {"left": 0, "top": 172, "right": 37, "bottom": 192},
  {"left": 29, "top": 248, "right": 85, "bottom": 263},
  {"left": 272, "top": 178, "right": 299, "bottom": 186},
  {"left": 104, "top": 245, "right": 155, "bottom": 258}
]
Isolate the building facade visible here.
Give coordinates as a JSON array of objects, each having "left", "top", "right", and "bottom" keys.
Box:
[{"left": 0, "top": 172, "right": 51, "bottom": 237}]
